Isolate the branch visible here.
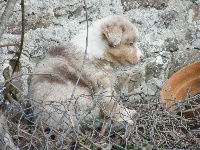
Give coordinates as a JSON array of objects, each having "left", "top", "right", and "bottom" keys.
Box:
[
  {"left": 3, "top": 73, "right": 60, "bottom": 85},
  {"left": 0, "top": 43, "right": 20, "bottom": 47},
  {"left": 0, "top": 0, "right": 18, "bottom": 39},
  {"left": 70, "top": 0, "right": 89, "bottom": 98},
  {"left": 0, "top": 111, "right": 19, "bottom": 149},
  {"left": 12, "top": 0, "right": 25, "bottom": 75}
]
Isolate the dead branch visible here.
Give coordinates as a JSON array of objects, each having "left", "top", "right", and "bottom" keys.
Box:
[
  {"left": 12, "top": 0, "right": 25, "bottom": 75},
  {"left": 0, "top": 111, "right": 19, "bottom": 150},
  {"left": 0, "top": 43, "right": 20, "bottom": 47},
  {"left": 3, "top": 73, "right": 59, "bottom": 84},
  {"left": 121, "top": 75, "right": 131, "bottom": 90}
]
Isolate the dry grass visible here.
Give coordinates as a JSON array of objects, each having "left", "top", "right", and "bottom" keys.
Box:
[{"left": 2, "top": 92, "right": 199, "bottom": 150}]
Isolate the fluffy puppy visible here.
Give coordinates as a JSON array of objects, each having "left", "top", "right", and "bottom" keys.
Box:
[{"left": 29, "top": 15, "right": 144, "bottom": 130}]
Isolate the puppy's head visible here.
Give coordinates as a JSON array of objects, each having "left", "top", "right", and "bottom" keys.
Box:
[{"left": 102, "top": 16, "right": 144, "bottom": 65}]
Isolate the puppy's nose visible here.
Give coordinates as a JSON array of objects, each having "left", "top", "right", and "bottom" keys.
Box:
[
  {"left": 139, "top": 54, "right": 144, "bottom": 61},
  {"left": 136, "top": 48, "right": 144, "bottom": 62}
]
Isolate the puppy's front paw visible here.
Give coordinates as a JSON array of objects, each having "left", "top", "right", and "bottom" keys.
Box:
[{"left": 117, "top": 108, "right": 137, "bottom": 124}]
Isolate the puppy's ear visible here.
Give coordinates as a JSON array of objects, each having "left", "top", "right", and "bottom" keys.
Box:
[{"left": 101, "top": 23, "right": 124, "bottom": 46}]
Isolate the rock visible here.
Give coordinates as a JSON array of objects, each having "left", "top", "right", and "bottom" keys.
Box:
[
  {"left": 145, "top": 56, "right": 166, "bottom": 81},
  {"left": 165, "top": 38, "right": 179, "bottom": 52},
  {"left": 168, "top": 49, "right": 200, "bottom": 77},
  {"left": 0, "top": 0, "right": 199, "bottom": 103}
]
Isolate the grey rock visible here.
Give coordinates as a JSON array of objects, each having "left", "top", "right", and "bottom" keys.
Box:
[{"left": 0, "top": 0, "right": 199, "bottom": 103}]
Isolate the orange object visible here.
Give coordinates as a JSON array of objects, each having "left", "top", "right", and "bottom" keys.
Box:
[{"left": 160, "top": 61, "right": 200, "bottom": 118}]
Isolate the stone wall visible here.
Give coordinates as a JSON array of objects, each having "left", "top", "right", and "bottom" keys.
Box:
[{"left": 0, "top": 0, "right": 199, "bottom": 101}]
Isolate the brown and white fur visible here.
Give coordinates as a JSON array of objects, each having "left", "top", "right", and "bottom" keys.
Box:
[{"left": 29, "top": 15, "right": 144, "bottom": 130}]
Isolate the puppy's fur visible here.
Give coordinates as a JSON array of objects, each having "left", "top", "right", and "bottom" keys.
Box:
[{"left": 29, "top": 15, "right": 144, "bottom": 129}]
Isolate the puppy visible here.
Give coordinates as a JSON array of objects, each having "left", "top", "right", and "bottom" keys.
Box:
[{"left": 29, "top": 15, "right": 144, "bottom": 130}]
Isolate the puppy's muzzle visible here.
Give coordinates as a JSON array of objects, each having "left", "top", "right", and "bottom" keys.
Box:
[{"left": 136, "top": 48, "right": 144, "bottom": 62}]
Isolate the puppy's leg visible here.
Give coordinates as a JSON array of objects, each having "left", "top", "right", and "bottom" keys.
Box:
[{"left": 100, "top": 90, "right": 137, "bottom": 124}]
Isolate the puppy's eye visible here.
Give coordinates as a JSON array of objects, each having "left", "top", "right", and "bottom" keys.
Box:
[{"left": 129, "top": 43, "right": 134, "bottom": 47}]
